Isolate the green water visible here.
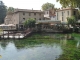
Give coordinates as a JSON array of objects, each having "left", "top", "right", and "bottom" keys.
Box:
[{"left": 0, "top": 33, "right": 80, "bottom": 60}]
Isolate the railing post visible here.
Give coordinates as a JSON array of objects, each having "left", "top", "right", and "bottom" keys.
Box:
[
  {"left": 8, "top": 31, "right": 9, "bottom": 39},
  {"left": 3, "top": 31, "right": 4, "bottom": 39}
]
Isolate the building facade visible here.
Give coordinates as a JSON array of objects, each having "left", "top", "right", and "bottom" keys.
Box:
[
  {"left": 44, "top": 8, "right": 56, "bottom": 20},
  {"left": 4, "top": 7, "right": 79, "bottom": 30},
  {"left": 56, "top": 7, "right": 78, "bottom": 24},
  {"left": 4, "top": 9, "right": 44, "bottom": 29}
]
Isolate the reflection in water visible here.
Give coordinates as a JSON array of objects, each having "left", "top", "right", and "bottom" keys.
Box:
[
  {"left": 0, "top": 33, "right": 80, "bottom": 60},
  {"left": 60, "top": 34, "right": 67, "bottom": 46},
  {"left": 0, "top": 41, "right": 8, "bottom": 50},
  {"left": 0, "top": 42, "right": 62, "bottom": 60}
]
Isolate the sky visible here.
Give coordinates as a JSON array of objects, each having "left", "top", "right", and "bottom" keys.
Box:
[{"left": 2, "top": 0, "right": 61, "bottom": 10}]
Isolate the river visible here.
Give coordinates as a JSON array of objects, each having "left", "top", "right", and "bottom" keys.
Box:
[{"left": 0, "top": 33, "right": 80, "bottom": 60}]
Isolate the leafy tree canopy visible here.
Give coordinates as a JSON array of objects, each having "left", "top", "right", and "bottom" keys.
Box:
[
  {"left": 42, "top": 2, "right": 55, "bottom": 11},
  {"left": 67, "top": 16, "right": 76, "bottom": 26},
  {"left": 56, "top": 0, "right": 80, "bottom": 8},
  {"left": 24, "top": 18, "right": 36, "bottom": 28},
  {"left": 0, "top": 1, "right": 7, "bottom": 24},
  {"left": 7, "top": 7, "right": 14, "bottom": 14}
]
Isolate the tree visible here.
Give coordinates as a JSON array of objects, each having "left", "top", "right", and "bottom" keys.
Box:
[
  {"left": 7, "top": 7, "right": 14, "bottom": 14},
  {"left": 24, "top": 18, "right": 36, "bottom": 28},
  {"left": 67, "top": 16, "right": 76, "bottom": 26},
  {"left": 67, "top": 16, "right": 80, "bottom": 33},
  {"left": 42, "top": 2, "right": 55, "bottom": 11},
  {"left": 56, "top": 0, "right": 80, "bottom": 8},
  {"left": 0, "top": 1, "right": 7, "bottom": 24}
]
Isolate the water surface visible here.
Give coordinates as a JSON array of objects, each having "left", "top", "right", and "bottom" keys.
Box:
[{"left": 0, "top": 33, "right": 80, "bottom": 60}]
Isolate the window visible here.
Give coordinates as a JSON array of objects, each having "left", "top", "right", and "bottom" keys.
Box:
[
  {"left": 29, "top": 13, "right": 31, "bottom": 16},
  {"left": 57, "top": 12, "right": 58, "bottom": 20},
  {"left": 34, "top": 13, "right": 36, "bottom": 15},
  {"left": 54, "top": 12, "right": 55, "bottom": 14},
  {"left": 23, "top": 12, "right": 25, "bottom": 15},
  {"left": 62, "top": 12, "right": 63, "bottom": 16},
  {"left": 62, "top": 17, "right": 63, "bottom": 21},
  {"left": 67, "top": 11, "right": 69, "bottom": 16},
  {"left": 73, "top": 11, "right": 76, "bottom": 15},
  {"left": 23, "top": 18, "right": 25, "bottom": 20},
  {"left": 39, "top": 18, "right": 41, "bottom": 20}
]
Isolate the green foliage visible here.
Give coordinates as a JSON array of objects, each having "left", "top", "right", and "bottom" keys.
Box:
[
  {"left": 24, "top": 18, "right": 36, "bottom": 28},
  {"left": 0, "top": 1, "right": 7, "bottom": 24},
  {"left": 56, "top": 0, "right": 80, "bottom": 8},
  {"left": 7, "top": 7, "right": 14, "bottom": 14},
  {"left": 42, "top": 2, "right": 55, "bottom": 10},
  {"left": 67, "top": 16, "right": 76, "bottom": 26}
]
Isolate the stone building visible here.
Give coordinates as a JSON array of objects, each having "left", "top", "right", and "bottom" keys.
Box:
[
  {"left": 4, "top": 9, "right": 44, "bottom": 29},
  {"left": 56, "top": 7, "right": 78, "bottom": 24}
]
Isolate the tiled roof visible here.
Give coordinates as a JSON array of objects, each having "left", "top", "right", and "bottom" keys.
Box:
[
  {"left": 56, "top": 8, "right": 78, "bottom": 12},
  {"left": 14, "top": 9, "right": 43, "bottom": 13}
]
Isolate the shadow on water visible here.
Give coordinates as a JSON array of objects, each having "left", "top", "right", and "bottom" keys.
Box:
[{"left": 0, "top": 33, "right": 80, "bottom": 60}]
